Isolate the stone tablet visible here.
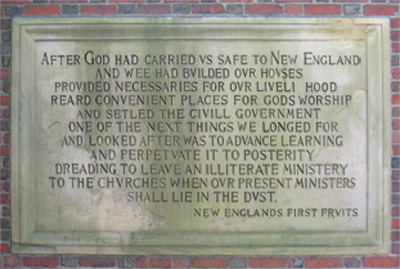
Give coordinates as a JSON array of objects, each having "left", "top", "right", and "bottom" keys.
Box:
[{"left": 11, "top": 18, "right": 391, "bottom": 255}]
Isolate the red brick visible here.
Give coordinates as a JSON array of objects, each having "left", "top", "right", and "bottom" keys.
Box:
[
  {"left": 24, "top": 5, "right": 60, "bottom": 15},
  {"left": 394, "top": 193, "right": 400, "bottom": 204},
  {"left": 0, "top": 243, "right": 10, "bottom": 253},
  {"left": 1, "top": 181, "right": 9, "bottom": 193},
  {"left": 192, "top": 4, "right": 225, "bottom": 14},
  {"left": 81, "top": 5, "right": 117, "bottom": 15},
  {"left": 392, "top": 17, "right": 400, "bottom": 28},
  {"left": 393, "top": 206, "right": 400, "bottom": 216},
  {"left": 392, "top": 243, "right": 400, "bottom": 254},
  {"left": 1, "top": 169, "right": 9, "bottom": 180},
  {"left": 174, "top": 258, "right": 191, "bottom": 268},
  {"left": 80, "top": 257, "right": 116, "bottom": 267},
  {"left": 0, "top": 144, "right": 9, "bottom": 156},
  {"left": 394, "top": 107, "right": 400, "bottom": 117},
  {"left": 393, "top": 119, "right": 400, "bottom": 130},
  {"left": 364, "top": 4, "right": 399, "bottom": 15},
  {"left": 393, "top": 94, "right": 400, "bottom": 104},
  {"left": 394, "top": 145, "right": 400, "bottom": 155},
  {"left": 0, "top": 96, "right": 8, "bottom": 106},
  {"left": 221, "top": 0, "right": 252, "bottom": 2},
  {"left": 393, "top": 43, "right": 400, "bottom": 53},
  {"left": 305, "top": 258, "right": 342, "bottom": 268},
  {"left": 4, "top": 256, "right": 20, "bottom": 266},
  {"left": 23, "top": 257, "right": 59, "bottom": 267},
  {"left": 393, "top": 67, "right": 400, "bottom": 79},
  {"left": 1, "top": 146, "right": 9, "bottom": 156},
  {"left": 304, "top": 4, "right": 341, "bottom": 14},
  {"left": 392, "top": 231, "right": 400, "bottom": 241},
  {"left": 165, "top": 0, "right": 198, "bottom": 2},
  {"left": 394, "top": 182, "right": 400, "bottom": 192},
  {"left": 364, "top": 256, "right": 400, "bottom": 267},
  {"left": 334, "top": 0, "right": 367, "bottom": 1},
  {"left": 393, "top": 219, "right": 400, "bottom": 229},
  {"left": 137, "top": 4, "right": 171, "bottom": 14},
  {"left": 0, "top": 194, "right": 8, "bottom": 205},
  {"left": 277, "top": 0, "right": 311, "bottom": 2},
  {"left": 0, "top": 181, "right": 7, "bottom": 193},
  {"left": 246, "top": 4, "right": 283, "bottom": 14},
  {"left": 109, "top": 0, "right": 145, "bottom": 2},
  {"left": 4, "top": 133, "right": 9, "bottom": 144},
  {"left": 136, "top": 257, "right": 172, "bottom": 268},
  {"left": 249, "top": 258, "right": 286, "bottom": 268},
  {"left": 285, "top": 4, "right": 303, "bottom": 14},
  {"left": 2, "top": 81, "right": 10, "bottom": 93},
  {"left": 0, "top": 69, "right": 9, "bottom": 80},
  {"left": 51, "top": 0, "right": 88, "bottom": 2},
  {"left": 2, "top": 108, "right": 10, "bottom": 118},
  {"left": 392, "top": 31, "right": 400, "bottom": 41},
  {"left": 193, "top": 259, "right": 229, "bottom": 268},
  {"left": 0, "top": 0, "right": 31, "bottom": 3}
]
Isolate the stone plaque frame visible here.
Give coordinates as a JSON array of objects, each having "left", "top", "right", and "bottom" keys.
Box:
[{"left": 11, "top": 18, "right": 391, "bottom": 255}]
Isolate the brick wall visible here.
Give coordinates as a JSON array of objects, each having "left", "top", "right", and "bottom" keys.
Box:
[{"left": 0, "top": 0, "right": 399, "bottom": 268}]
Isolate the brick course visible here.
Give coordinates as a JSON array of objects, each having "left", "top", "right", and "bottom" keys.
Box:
[
  {"left": 249, "top": 258, "right": 286, "bottom": 268},
  {"left": 24, "top": 5, "right": 61, "bottom": 15},
  {"left": 81, "top": 4, "right": 117, "bottom": 14},
  {"left": 192, "top": 4, "right": 225, "bottom": 14},
  {"left": 363, "top": 4, "right": 399, "bottom": 15},
  {"left": 393, "top": 219, "right": 400, "bottom": 229},
  {"left": 364, "top": 256, "right": 400, "bottom": 267},
  {"left": 22, "top": 257, "right": 60, "bottom": 267},
  {"left": 136, "top": 257, "right": 173, "bottom": 268},
  {"left": 3, "top": 256, "right": 20, "bottom": 266},
  {"left": 305, "top": 257, "right": 343, "bottom": 268},
  {"left": 79, "top": 256, "right": 116, "bottom": 267},
  {"left": 285, "top": 4, "right": 303, "bottom": 14},
  {"left": 0, "top": 1, "right": 399, "bottom": 268},
  {"left": 304, "top": 4, "right": 342, "bottom": 14},
  {"left": 246, "top": 4, "right": 283, "bottom": 14},
  {"left": 193, "top": 258, "right": 229, "bottom": 268},
  {"left": 137, "top": 4, "right": 172, "bottom": 13}
]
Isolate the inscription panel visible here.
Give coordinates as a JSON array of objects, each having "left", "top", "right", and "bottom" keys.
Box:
[{"left": 12, "top": 18, "right": 391, "bottom": 255}]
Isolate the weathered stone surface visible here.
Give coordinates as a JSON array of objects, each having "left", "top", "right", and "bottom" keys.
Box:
[{"left": 11, "top": 18, "right": 391, "bottom": 255}]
